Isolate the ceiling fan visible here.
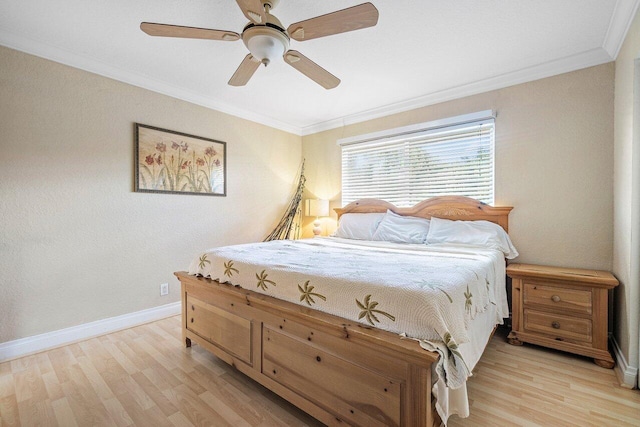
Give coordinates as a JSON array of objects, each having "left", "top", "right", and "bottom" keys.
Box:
[{"left": 140, "top": 0, "right": 378, "bottom": 89}]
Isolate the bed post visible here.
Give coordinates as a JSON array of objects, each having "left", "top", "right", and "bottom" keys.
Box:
[{"left": 405, "top": 364, "right": 440, "bottom": 427}]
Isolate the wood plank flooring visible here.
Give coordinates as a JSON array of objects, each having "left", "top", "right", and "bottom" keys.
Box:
[
  {"left": 0, "top": 316, "right": 322, "bottom": 427},
  {"left": 0, "top": 316, "right": 638, "bottom": 426},
  {"left": 449, "top": 327, "right": 639, "bottom": 426}
]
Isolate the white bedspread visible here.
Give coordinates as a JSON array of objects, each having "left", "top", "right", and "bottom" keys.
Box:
[{"left": 189, "top": 237, "right": 508, "bottom": 390}]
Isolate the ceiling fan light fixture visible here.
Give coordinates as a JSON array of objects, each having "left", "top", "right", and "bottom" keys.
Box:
[{"left": 243, "top": 25, "right": 289, "bottom": 66}]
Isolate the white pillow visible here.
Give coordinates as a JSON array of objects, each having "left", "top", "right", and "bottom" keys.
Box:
[
  {"left": 426, "top": 217, "right": 519, "bottom": 259},
  {"left": 332, "top": 213, "right": 385, "bottom": 240},
  {"left": 372, "top": 210, "right": 430, "bottom": 244}
]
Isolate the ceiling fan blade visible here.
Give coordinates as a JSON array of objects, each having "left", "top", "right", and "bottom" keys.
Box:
[
  {"left": 228, "top": 54, "right": 261, "bottom": 86},
  {"left": 287, "top": 2, "right": 378, "bottom": 42},
  {"left": 140, "top": 22, "right": 240, "bottom": 41},
  {"left": 284, "top": 50, "right": 340, "bottom": 89},
  {"left": 235, "top": 0, "right": 266, "bottom": 24}
]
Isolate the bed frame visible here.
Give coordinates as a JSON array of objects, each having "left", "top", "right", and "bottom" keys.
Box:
[{"left": 174, "top": 196, "right": 513, "bottom": 426}]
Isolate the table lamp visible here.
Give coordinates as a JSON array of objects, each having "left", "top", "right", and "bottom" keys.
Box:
[{"left": 305, "top": 199, "right": 329, "bottom": 236}]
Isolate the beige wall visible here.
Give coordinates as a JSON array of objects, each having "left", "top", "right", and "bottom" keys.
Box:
[
  {"left": 0, "top": 46, "right": 302, "bottom": 343},
  {"left": 303, "top": 64, "right": 615, "bottom": 273},
  {"left": 613, "top": 8, "right": 640, "bottom": 381}
]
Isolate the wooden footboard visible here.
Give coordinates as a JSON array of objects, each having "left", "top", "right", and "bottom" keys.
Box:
[{"left": 176, "top": 271, "right": 442, "bottom": 427}]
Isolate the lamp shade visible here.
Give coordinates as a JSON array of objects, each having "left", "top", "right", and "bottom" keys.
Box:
[
  {"left": 305, "top": 199, "right": 329, "bottom": 217},
  {"left": 245, "top": 31, "right": 287, "bottom": 64}
]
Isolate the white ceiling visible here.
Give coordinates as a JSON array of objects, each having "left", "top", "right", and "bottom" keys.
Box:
[{"left": 1, "top": 0, "right": 638, "bottom": 135}]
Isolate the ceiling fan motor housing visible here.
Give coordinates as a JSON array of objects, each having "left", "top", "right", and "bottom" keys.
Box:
[{"left": 242, "top": 14, "right": 290, "bottom": 66}]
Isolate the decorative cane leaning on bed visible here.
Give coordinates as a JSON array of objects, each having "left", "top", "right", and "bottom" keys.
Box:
[{"left": 175, "top": 196, "right": 516, "bottom": 426}]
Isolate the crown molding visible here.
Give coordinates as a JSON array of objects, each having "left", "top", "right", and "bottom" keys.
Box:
[
  {"left": 300, "top": 0, "right": 639, "bottom": 135},
  {"left": 0, "top": 30, "right": 302, "bottom": 136},
  {"left": 301, "top": 47, "right": 613, "bottom": 136},
  {"left": 602, "top": 0, "right": 640, "bottom": 59}
]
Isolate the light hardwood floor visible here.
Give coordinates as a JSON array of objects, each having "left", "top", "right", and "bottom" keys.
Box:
[
  {"left": 0, "top": 316, "right": 638, "bottom": 427},
  {"left": 449, "top": 328, "right": 639, "bottom": 426}
]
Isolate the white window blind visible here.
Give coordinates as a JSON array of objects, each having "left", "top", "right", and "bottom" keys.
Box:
[{"left": 341, "top": 118, "right": 495, "bottom": 207}]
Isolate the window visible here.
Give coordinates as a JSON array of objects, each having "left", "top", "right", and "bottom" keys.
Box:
[{"left": 340, "top": 112, "right": 495, "bottom": 207}]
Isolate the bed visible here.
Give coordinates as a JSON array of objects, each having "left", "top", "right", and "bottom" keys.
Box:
[{"left": 174, "top": 196, "right": 515, "bottom": 426}]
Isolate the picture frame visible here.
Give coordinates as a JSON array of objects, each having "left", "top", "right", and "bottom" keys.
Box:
[{"left": 134, "top": 123, "right": 226, "bottom": 196}]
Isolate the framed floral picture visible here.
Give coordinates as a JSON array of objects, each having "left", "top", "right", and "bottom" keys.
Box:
[{"left": 134, "top": 124, "right": 226, "bottom": 196}]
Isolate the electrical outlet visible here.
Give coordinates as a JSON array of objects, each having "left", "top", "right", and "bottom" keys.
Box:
[{"left": 160, "top": 283, "right": 169, "bottom": 296}]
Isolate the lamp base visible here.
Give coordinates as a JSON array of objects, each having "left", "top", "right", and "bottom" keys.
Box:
[{"left": 312, "top": 218, "right": 322, "bottom": 236}]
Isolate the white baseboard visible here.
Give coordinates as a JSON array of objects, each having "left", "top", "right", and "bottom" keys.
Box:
[
  {"left": 0, "top": 302, "right": 181, "bottom": 362},
  {"left": 611, "top": 336, "right": 639, "bottom": 389}
]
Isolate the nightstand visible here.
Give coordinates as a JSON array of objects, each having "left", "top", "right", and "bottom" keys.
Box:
[{"left": 506, "top": 263, "right": 619, "bottom": 368}]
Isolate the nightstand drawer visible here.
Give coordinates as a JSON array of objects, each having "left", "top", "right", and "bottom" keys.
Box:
[
  {"left": 523, "top": 282, "right": 592, "bottom": 315},
  {"left": 524, "top": 309, "right": 592, "bottom": 343}
]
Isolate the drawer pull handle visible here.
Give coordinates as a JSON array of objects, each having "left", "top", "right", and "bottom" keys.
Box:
[
  {"left": 551, "top": 295, "right": 561, "bottom": 303},
  {"left": 190, "top": 318, "right": 194, "bottom": 323},
  {"left": 191, "top": 305, "right": 195, "bottom": 310},
  {"left": 551, "top": 321, "right": 560, "bottom": 329},
  {"left": 316, "top": 356, "right": 322, "bottom": 362}
]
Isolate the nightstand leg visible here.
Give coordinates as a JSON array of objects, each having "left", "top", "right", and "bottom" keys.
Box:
[
  {"left": 594, "top": 358, "right": 614, "bottom": 369},
  {"left": 185, "top": 337, "right": 192, "bottom": 348},
  {"left": 507, "top": 331, "right": 523, "bottom": 346}
]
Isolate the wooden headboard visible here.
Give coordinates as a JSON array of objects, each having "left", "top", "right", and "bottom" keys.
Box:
[{"left": 334, "top": 196, "right": 513, "bottom": 232}]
